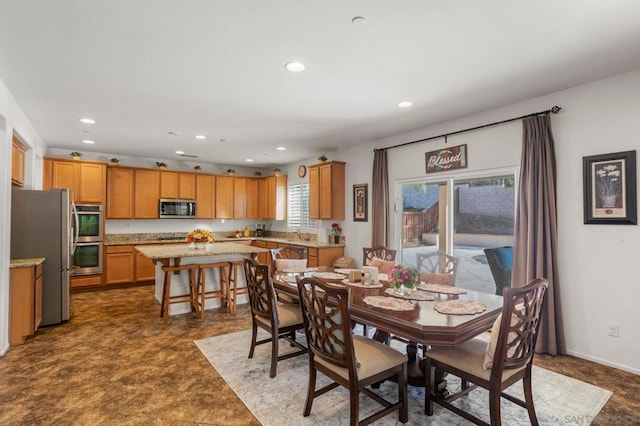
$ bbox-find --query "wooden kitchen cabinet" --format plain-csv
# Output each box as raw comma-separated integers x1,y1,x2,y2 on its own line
135,252,156,282
43,158,107,204
105,245,135,284
9,262,43,346
11,135,27,186
160,171,196,200
309,161,345,220
259,175,287,220
215,175,234,219
306,246,345,267
233,177,259,219
107,167,134,218
252,240,269,265
196,174,216,219
134,169,160,218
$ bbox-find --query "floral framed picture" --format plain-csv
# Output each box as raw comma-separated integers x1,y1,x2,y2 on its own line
583,150,637,225
353,183,368,222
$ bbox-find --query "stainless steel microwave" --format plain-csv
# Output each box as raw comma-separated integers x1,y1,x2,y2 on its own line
159,199,196,218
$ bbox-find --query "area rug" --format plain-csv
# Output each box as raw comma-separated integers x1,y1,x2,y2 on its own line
195,330,611,425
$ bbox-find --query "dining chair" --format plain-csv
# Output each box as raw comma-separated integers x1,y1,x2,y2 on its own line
362,246,397,267
296,276,408,425
415,251,458,286
243,258,306,378
425,277,549,425
270,246,308,276
484,246,513,295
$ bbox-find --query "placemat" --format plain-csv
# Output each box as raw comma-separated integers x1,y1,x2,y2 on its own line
282,267,317,273
362,296,415,311
341,279,383,288
280,275,298,283
418,283,468,294
334,268,360,275
384,288,435,301
433,299,486,315
313,272,345,280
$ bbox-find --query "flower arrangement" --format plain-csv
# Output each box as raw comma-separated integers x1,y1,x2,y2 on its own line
156,162,167,169
318,154,328,162
330,223,342,236
186,229,215,243
70,151,82,159
388,264,420,294
595,164,620,197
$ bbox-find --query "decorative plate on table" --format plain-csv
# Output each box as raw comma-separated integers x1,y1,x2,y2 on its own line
384,288,435,301
313,272,346,280
418,283,468,294
433,299,486,315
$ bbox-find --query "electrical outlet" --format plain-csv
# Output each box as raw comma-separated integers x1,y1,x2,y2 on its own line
607,322,619,337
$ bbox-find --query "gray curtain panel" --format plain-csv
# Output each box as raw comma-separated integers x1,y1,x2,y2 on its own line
512,114,566,355
371,149,390,247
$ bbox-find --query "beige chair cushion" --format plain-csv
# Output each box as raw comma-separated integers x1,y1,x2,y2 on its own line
427,338,525,382
315,335,406,381
369,257,395,274
419,272,453,286
255,302,302,329
275,258,308,271
483,305,525,369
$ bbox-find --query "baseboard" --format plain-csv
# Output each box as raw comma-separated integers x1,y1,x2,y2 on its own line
566,349,640,375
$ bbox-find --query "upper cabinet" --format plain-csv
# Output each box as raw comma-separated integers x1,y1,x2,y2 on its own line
309,161,345,220
133,169,160,218
160,171,195,200
260,175,287,220
11,136,27,186
107,167,134,218
195,174,215,219
215,176,234,219
43,158,106,204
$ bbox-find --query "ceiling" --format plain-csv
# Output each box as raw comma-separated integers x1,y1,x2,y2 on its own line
1,1,640,168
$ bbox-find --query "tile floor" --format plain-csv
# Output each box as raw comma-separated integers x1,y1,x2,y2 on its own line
0,285,638,425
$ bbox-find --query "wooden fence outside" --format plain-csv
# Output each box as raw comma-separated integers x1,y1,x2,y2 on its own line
402,202,439,241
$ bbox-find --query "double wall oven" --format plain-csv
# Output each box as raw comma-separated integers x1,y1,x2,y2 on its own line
72,204,103,276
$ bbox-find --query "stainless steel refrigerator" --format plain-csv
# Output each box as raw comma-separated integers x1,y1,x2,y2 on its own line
11,188,72,326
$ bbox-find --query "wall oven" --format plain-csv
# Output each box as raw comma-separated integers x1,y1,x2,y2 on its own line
73,204,103,242
71,204,104,275
72,242,103,276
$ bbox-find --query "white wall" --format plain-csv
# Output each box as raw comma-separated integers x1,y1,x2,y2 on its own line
0,77,46,355
336,69,640,374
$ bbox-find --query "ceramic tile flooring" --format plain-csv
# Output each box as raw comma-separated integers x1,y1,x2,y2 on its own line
1,285,638,425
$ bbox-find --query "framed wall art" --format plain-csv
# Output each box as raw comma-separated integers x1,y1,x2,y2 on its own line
583,150,637,225
353,183,368,222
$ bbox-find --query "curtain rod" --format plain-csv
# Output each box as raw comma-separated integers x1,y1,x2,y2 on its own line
375,105,562,152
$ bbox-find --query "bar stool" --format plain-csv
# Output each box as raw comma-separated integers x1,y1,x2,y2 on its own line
227,259,249,314
160,263,199,324
195,262,231,318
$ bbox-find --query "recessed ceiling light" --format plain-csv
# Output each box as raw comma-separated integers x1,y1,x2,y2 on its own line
195,135,206,140
398,101,413,108
285,62,305,72
168,131,181,136
276,146,286,151
245,159,254,162
82,139,95,144
176,150,185,155
79,118,95,124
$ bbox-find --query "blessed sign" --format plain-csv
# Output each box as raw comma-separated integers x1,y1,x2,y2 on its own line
425,144,467,174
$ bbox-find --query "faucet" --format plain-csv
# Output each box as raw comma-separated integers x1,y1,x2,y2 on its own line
295,229,302,240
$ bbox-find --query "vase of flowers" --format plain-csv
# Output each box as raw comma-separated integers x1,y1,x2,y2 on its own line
389,264,419,296
330,223,342,244
186,229,215,249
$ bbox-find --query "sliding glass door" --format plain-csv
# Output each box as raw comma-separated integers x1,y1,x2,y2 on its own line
399,170,516,293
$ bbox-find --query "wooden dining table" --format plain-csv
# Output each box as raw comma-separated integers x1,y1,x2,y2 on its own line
272,270,504,394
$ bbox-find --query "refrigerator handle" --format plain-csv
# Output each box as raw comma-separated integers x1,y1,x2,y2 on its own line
71,201,79,254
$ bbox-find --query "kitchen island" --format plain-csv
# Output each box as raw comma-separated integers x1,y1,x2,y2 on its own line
135,242,270,316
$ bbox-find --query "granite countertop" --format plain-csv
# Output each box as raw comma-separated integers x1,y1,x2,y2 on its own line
106,233,345,249
10,257,46,268
135,242,270,260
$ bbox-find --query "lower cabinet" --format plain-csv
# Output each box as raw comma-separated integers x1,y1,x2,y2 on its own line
135,252,156,282
307,246,345,268
9,263,43,346
105,245,162,285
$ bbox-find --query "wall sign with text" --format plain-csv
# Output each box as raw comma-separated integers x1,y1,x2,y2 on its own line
425,144,467,174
